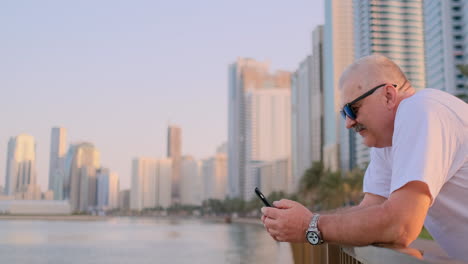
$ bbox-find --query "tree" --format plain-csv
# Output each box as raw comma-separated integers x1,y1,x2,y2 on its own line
298,162,366,210
456,64,468,103
343,168,365,206
317,170,347,210
299,161,325,206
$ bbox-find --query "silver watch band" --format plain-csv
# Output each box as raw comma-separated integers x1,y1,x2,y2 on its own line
309,213,320,229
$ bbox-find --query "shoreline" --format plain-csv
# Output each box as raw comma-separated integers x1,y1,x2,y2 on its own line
0,215,111,221
202,215,263,226
0,215,263,225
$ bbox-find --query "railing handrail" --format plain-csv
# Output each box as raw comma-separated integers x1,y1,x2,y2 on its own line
342,245,427,264
291,240,467,264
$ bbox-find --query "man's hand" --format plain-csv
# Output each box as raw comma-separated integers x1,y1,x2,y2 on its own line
260,199,313,243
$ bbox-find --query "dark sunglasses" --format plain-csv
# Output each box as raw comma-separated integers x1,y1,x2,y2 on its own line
340,83,397,120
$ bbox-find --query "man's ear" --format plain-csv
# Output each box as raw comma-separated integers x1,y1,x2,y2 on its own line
384,84,397,109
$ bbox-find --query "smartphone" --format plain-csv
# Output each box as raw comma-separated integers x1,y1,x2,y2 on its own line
255,187,273,207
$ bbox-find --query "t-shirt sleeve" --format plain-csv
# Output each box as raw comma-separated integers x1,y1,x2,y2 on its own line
363,148,392,198
390,99,458,203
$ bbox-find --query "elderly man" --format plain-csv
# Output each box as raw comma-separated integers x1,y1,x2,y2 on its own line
261,54,468,261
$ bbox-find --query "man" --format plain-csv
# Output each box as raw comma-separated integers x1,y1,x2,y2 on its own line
261,54,468,261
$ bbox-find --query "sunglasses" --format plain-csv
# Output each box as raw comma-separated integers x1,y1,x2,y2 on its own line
340,83,397,120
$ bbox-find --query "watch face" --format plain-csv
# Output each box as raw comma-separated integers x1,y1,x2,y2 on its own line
307,231,320,245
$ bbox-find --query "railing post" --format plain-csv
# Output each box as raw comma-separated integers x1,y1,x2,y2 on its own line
326,244,341,264
291,243,341,264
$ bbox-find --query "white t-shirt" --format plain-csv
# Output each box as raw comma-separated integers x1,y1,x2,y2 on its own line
363,88,468,261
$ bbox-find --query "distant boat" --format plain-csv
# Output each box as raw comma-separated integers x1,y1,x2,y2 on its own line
224,216,232,224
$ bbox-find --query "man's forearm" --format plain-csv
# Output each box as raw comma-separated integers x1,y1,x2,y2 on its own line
319,204,367,215
319,204,403,246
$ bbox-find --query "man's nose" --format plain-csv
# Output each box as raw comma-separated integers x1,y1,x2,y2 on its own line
345,116,357,129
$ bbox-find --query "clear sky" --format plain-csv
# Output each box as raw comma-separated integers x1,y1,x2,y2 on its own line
0,0,324,190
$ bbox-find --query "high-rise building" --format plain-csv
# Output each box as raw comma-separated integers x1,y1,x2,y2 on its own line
324,0,355,172
97,168,119,210
311,25,325,165
48,127,67,200
131,157,157,211
5,134,41,199
424,0,468,97
156,158,173,209
130,157,172,211
350,0,426,169
244,88,291,200
464,0,468,67
64,142,100,212
118,189,130,210
258,157,291,196
291,56,313,192
167,125,182,158
180,156,203,206
202,151,227,201
291,25,325,192
167,125,181,204
354,0,426,89
228,57,291,200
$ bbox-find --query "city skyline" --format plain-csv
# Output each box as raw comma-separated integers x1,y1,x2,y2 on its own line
0,0,323,191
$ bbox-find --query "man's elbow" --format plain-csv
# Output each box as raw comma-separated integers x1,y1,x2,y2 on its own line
392,223,420,247
381,203,421,247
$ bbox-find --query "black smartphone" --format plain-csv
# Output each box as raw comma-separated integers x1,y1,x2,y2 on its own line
255,187,273,207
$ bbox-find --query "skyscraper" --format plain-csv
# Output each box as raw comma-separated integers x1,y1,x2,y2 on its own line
131,157,157,211
201,150,228,201
167,125,181,204
258,158,291,196
291,25,325,192
157,158,173,208
291,56,313,193
354,0,426,88
244,88,291,200
180,156,203,206
97,168,119,210
167,125,182,158
324,0,355,172
311,25,325,165
48,127,67,200
130,157,172,211
64,142,100,212
5,134,41,199
228,57,291,200
424,0,468,97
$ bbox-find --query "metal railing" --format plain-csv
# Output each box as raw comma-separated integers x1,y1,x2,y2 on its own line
290,240,466,264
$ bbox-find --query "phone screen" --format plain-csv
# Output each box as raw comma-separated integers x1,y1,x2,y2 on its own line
255,187,273,207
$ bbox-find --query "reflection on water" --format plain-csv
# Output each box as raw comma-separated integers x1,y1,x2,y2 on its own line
0,217,289,264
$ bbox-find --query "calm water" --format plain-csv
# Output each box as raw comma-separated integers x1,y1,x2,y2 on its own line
0,217,291,264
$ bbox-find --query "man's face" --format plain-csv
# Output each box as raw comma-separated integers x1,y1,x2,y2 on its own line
341,80,394,148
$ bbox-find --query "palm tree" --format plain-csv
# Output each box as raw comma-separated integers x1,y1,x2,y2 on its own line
299,161,324,206
343,168,365,206
317,170,347,210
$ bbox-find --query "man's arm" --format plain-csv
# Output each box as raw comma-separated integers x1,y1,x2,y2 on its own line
325,193,387,214
260,193,386,242
262,181,430,247
319,181,431,247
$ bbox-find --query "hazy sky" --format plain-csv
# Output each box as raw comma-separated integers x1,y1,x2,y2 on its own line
0,0,324,190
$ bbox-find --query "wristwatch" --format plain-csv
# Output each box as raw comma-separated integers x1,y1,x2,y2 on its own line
306,214,323,245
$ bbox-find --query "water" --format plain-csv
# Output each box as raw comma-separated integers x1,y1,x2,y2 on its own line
0,217,292,264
